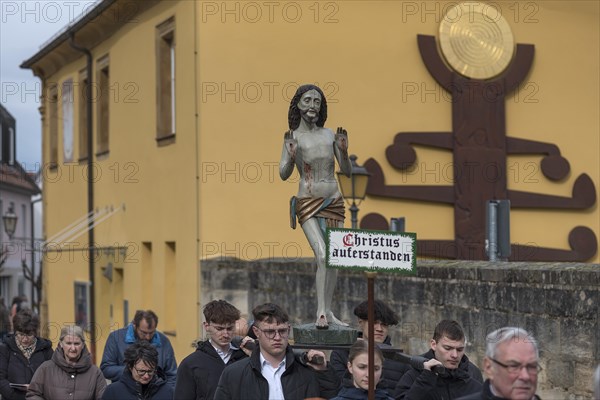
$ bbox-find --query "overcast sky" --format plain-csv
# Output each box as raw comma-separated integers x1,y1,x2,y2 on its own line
1,0,98,170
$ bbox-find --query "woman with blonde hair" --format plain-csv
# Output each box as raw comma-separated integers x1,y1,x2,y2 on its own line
27,325,106,399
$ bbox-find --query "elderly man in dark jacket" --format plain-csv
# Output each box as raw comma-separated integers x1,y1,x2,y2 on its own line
214,303,339,400
456,327,542,400
394,320,482,400
0,310,52,400
331,300,409,396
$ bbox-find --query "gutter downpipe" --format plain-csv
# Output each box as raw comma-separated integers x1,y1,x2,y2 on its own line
193,1,202,338
69,32,96,363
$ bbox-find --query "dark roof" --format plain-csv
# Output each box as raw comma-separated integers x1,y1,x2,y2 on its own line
0,162,41,195
0,104,15,124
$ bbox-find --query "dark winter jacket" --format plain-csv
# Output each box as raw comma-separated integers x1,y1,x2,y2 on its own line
0,335,53,400
394,349,483,400
455,380,542,400
213,345,339,400
100,324,177,388
331,337,410,394
0,302,10,338
26,346,106,400
174,340,247,400
102,367,173,400
332,386,394,400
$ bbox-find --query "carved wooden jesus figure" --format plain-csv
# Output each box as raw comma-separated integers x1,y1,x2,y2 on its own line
279,84,351,329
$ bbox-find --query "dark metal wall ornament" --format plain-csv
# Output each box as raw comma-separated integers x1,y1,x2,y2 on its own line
363,3,597,261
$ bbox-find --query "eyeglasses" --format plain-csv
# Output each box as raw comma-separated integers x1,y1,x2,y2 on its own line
490,358,542,375
133,366,156,377
15,331,35,338
255,326,290,339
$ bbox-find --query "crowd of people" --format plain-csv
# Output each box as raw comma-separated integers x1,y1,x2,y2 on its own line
0,298,598,400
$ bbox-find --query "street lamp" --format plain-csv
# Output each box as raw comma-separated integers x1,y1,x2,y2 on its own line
3,205,18,239
337,155,370,229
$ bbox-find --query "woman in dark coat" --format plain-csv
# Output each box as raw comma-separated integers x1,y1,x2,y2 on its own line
0,297,11,340
102,341,173,400
0,310,52,400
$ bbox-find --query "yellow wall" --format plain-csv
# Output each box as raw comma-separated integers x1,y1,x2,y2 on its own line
38,0,599,363
196,0,599,260
41,0,199,361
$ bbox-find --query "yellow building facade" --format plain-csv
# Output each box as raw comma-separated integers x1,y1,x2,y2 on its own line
23,0,599,362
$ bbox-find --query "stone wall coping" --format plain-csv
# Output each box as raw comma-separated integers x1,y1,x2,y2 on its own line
202,257,600,286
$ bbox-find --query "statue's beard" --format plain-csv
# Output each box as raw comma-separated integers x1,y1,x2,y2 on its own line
300,109,320,125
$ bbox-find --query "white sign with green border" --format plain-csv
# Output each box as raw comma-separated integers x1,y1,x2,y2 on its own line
326,228,416,274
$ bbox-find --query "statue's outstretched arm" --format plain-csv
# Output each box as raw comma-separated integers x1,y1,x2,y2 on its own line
334,127,351,177
280,130,297,180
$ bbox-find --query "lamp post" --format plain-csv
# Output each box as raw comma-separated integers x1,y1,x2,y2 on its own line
3,202,41,314
337,155,370,229
2,205,18,239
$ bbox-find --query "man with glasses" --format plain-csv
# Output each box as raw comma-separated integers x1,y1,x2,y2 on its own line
175,300,252,400
101,310,177,389
457,327,542,400
214,302,339,400
394,320,483,399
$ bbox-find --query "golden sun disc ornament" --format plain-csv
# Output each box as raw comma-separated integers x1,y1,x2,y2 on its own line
439,2,515,80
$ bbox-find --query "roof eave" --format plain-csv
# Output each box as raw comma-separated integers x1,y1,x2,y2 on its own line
20,0,160,79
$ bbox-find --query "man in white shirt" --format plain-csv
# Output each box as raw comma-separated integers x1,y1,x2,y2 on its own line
214,302,339,400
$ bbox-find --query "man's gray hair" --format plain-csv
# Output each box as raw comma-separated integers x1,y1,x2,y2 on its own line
485,327,539,359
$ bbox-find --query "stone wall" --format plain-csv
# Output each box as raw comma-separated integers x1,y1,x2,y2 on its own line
201,258,599,399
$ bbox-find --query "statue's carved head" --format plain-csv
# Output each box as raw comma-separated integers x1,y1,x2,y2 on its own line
288,84,328,130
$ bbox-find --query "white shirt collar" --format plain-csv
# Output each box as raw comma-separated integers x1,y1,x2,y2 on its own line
210,341,233,363
259,351,286,370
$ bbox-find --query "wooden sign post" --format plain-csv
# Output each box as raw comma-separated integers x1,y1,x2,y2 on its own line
327,228,416,399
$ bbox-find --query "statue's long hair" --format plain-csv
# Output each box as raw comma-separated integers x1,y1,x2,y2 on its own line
288,84,328,130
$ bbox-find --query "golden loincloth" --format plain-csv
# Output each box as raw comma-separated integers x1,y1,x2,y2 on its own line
290,196,345,231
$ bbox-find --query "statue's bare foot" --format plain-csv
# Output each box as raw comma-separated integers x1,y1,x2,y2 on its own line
316,314,329,330
326,311,349,327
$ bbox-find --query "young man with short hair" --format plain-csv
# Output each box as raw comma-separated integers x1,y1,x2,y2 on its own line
175,300,250,400
214,302,339,400
394,320,483,399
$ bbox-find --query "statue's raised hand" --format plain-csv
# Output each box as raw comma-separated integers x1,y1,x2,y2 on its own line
284,129,297,158
335,127,348,153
